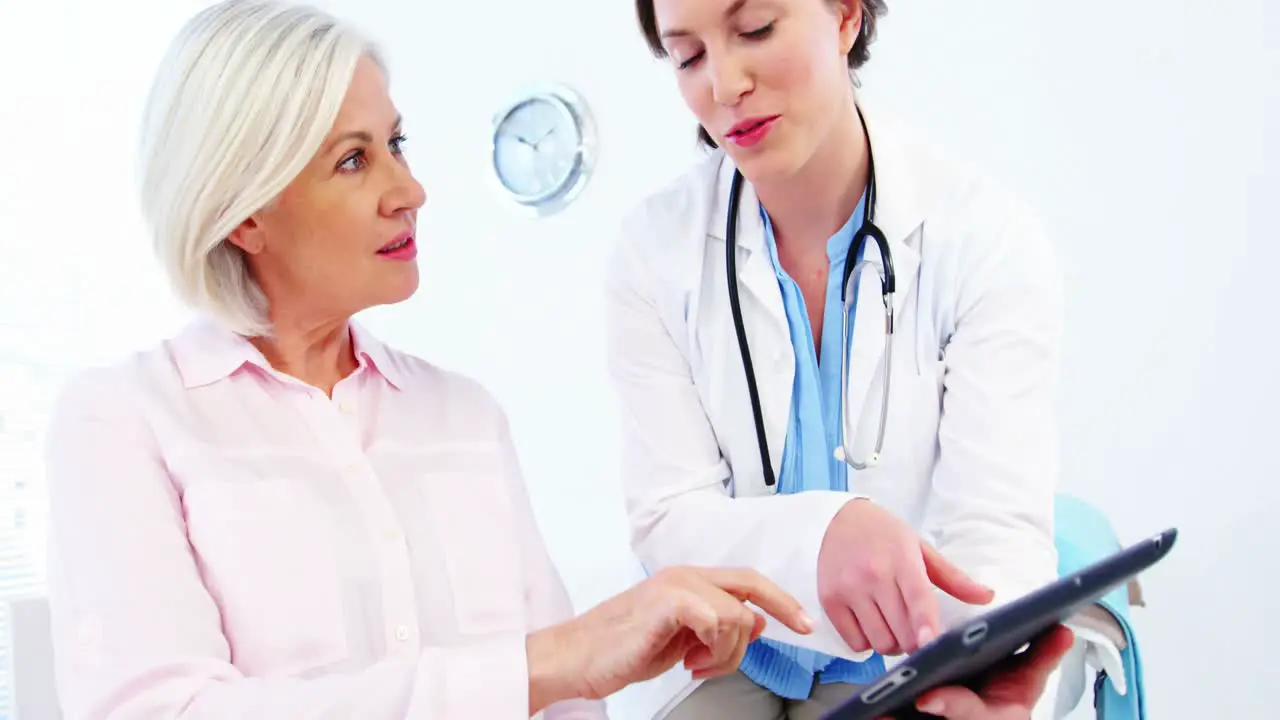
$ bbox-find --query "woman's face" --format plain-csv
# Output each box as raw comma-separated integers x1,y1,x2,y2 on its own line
229,55,426,327
652,0,861,182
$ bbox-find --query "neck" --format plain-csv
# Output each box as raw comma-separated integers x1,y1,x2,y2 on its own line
250,312,357,396
754,99,870,251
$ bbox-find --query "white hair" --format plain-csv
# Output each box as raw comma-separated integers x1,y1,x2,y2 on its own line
138,0,385,336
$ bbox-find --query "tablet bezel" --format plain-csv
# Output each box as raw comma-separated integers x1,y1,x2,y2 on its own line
820,527,1177,720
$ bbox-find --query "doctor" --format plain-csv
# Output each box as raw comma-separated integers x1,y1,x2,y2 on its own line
605,0,1066,718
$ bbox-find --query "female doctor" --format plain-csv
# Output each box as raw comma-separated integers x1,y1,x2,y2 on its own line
605,0,1069,718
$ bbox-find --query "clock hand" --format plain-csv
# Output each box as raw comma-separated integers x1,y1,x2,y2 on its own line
530,127,555,149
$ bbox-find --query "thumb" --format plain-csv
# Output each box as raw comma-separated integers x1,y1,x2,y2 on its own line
921,543,994,605
1005,624,1076,688
914,686,985,718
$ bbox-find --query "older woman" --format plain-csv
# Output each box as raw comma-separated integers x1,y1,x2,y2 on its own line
41,2,815,718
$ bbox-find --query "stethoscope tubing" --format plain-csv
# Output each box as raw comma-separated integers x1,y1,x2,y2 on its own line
724,110,896,487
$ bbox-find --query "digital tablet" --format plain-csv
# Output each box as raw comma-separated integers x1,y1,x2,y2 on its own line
820,527,1178,720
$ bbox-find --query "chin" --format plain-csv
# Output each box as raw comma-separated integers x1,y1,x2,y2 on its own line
726,143,804,185
378,266,420,305
725,128,809,183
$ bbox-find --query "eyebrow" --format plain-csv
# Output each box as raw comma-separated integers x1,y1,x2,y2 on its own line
326,114,403,155
660,0,749,39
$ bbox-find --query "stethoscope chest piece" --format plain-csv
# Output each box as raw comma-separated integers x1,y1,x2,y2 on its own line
833,445,882,469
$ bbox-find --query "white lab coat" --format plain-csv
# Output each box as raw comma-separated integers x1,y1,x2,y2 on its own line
604,101,1063,718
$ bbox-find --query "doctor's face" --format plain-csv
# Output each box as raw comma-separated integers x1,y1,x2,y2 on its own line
650,0,861,182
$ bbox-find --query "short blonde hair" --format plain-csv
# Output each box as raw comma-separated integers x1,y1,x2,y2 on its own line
138,0,385,336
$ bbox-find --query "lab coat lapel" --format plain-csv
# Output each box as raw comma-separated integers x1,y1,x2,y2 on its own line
708,156,788,328
842,103,925,435
707,154,792,484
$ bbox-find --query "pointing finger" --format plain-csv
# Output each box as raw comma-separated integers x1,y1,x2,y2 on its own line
696,568,815,635
921,543,994,605
897,545,943,647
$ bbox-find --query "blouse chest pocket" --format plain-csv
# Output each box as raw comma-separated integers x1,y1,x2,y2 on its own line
406,448,526,638
175,454,349,677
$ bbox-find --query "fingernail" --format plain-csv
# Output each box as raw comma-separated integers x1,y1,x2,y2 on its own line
799,612,815,632
919,698,944,714
917,626,935,647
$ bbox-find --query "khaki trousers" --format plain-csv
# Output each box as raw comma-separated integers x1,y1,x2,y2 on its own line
662,671,864,720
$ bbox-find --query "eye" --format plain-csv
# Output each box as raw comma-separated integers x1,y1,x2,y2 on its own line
337,150,365,173
677,51,704,71
337,134,408,173
742,22,774,39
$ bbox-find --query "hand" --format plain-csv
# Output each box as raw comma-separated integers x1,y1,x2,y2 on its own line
896,625,1075,719
818,499,995,656
527,566,814,712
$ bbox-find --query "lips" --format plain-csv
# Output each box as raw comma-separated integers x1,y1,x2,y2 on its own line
373,235,409,252
727,115,779,138
724,115,780,148
378,232,413,254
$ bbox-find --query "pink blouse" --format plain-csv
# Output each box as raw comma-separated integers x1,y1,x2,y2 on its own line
44,317,608,719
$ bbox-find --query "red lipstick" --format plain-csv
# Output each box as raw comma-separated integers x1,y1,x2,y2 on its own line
726,115,780,148
377,231,416,261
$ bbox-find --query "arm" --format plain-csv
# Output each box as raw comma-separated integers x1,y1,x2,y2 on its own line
495,409,609,719
603,223,868,662
44,371,548,720
924,199,1063,632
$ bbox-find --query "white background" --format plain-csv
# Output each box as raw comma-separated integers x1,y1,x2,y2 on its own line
1,0,1277,718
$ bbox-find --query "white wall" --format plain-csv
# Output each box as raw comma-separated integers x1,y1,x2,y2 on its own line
1,0,1276,718
857,4,1280,719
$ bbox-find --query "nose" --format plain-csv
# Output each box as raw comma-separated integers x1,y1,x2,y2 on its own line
708,51,752,107
381,159,426,218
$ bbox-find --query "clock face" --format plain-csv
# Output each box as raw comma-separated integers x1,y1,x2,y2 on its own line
491,87,594,214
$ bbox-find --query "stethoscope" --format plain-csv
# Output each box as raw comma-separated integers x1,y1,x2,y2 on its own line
724,112,896,487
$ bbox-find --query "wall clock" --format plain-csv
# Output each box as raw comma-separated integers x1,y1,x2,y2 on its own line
490,83,597,216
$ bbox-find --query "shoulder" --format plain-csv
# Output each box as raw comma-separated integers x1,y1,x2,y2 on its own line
51,364,134,421
384,348,503,408
944,165,1051,256
610,150,722,267
892,126,1059,285
372,341,511,432
47,338,184,440
623,151,720,224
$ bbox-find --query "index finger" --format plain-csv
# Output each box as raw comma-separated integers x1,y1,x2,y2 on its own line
897,545,943,647
922,542,994,605
693,568,814,635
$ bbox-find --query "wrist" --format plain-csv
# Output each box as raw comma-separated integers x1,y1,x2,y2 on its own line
526,623,580,715
821,496,870,547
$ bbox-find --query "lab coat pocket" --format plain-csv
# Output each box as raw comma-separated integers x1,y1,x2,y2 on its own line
182,471,349,677
900,358,947,468
849,357,947,519
415,450,524,637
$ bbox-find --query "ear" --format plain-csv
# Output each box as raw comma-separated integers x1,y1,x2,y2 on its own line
835,0,863,56
226,215,266,255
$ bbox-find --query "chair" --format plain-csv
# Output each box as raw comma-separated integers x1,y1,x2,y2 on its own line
1053,494,1150,720
2,594,62,720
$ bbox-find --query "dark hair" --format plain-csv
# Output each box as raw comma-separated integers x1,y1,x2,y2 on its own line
634,0,888,148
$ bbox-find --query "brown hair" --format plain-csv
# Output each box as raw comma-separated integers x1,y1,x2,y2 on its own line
634,0,888,148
